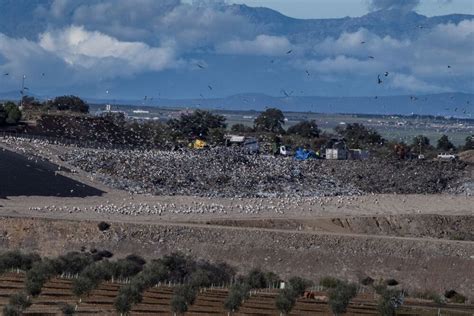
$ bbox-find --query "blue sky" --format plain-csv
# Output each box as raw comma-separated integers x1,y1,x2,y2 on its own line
226,0,474,19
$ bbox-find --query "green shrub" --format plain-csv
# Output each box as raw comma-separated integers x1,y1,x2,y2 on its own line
385,279,399,286
275,288,296,315
245,268,268,289
2,305,20,316
224,283,250,313
377,288,404,316
328,281,358,315
61,303,75,315
170,294,188,315
360,276,374,286
174,285,197,305
98,222,111,231
288,277,311,297
25,260,57,296
319,276,341,289
0,251,41,272
72,277,95,297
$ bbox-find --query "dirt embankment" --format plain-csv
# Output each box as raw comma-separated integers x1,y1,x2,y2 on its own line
205,214,474,241
0,216,472,298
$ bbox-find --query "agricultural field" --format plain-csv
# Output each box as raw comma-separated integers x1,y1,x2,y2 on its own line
0,273,472,315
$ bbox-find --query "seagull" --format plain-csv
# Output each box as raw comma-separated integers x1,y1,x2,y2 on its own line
3,73,8,76
281,89,293,97
208,85,213,91
41,73,45,77
447,65,451,68
286,49,293,55
369,56,375,59
360,41,366,44
196,63,205,69
377,75,382,84
384,72,389,77
305,70,310,77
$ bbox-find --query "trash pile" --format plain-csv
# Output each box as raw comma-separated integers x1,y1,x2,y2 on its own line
60,147,466,197
61,147,361,197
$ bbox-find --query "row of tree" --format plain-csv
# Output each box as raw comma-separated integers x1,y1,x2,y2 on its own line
0,250,465,316
22,95,89,114
5,95,474,153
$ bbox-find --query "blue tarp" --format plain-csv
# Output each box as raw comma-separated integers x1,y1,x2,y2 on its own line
294,148,316,160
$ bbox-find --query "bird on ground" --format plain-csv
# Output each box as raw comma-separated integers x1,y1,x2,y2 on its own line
286,49,293,54
360,41,366,44
208,85,213,91
384,72,389,77
3,73,8,76
305,70,310,76
369,56,375,59
447,65,451,68
196,63,205,69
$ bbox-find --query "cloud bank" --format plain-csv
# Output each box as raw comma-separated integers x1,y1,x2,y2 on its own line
0,0,472,98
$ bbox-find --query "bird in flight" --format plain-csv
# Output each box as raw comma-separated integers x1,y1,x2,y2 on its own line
281,89,293,97
377,75,383,84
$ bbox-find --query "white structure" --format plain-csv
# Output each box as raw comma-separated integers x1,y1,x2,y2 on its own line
326,148,348,160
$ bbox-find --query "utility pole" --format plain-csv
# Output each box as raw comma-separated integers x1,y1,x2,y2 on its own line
19,75,26,110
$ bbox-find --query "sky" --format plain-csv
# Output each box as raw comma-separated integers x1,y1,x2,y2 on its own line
225,0,474,19
0,0,473,102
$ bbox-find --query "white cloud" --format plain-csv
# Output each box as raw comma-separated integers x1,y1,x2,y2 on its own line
389,73,453,93
38,26,178,73
301,55,383,74
216,35,292,56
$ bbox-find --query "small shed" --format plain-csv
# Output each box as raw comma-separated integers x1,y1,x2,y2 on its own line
326,148,348,160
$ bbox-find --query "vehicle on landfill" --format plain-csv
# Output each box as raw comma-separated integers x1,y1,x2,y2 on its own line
437,153,458,161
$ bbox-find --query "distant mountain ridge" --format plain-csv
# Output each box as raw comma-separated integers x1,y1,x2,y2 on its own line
1,90,472,117
89,92,473,117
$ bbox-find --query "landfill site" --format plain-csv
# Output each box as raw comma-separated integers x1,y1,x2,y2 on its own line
0,135,473,303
